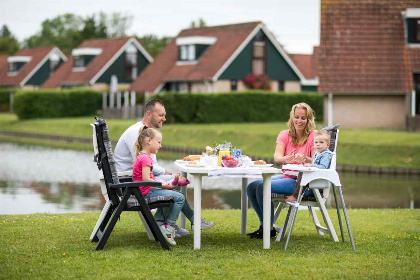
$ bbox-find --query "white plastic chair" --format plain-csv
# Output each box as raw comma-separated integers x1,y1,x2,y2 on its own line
272,125,356,251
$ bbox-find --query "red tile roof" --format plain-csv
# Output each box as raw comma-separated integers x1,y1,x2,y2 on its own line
42,37,134,88
0,46,56,87
288,53,316,80
131,22,261,93
319,0,418,94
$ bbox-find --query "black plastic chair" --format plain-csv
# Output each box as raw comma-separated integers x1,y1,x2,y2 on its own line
90,116,174,251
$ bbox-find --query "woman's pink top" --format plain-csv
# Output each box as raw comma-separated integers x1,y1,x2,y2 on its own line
276,129,316,178
132,152,155,196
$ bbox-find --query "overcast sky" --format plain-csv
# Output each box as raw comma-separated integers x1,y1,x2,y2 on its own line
0,0,320,54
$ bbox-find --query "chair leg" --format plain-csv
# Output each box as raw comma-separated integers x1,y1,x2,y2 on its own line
332,185,345,242
284,181,304,251
278,205,292,242
96,190,131,251
90,201,112,242
308,206,327,236
314,189,339,242
273,201,283,225
137,211,155,240
131,188,170,250
337,186,356,251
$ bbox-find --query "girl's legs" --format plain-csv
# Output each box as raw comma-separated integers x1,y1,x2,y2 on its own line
145,188,185,225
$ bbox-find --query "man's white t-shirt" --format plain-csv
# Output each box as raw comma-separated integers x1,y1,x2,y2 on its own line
113,121,165,176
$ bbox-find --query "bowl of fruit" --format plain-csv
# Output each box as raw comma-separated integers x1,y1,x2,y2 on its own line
222,156,242,168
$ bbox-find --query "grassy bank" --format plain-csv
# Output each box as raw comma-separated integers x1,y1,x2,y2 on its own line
0,209,419,279
1,113,420,168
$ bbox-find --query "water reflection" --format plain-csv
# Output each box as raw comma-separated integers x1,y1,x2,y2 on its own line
0,143,418,215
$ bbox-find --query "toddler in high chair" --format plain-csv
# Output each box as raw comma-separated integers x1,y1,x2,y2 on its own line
285,130,333,205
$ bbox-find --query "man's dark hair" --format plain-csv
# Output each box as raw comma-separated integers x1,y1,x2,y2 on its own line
144,99,164,113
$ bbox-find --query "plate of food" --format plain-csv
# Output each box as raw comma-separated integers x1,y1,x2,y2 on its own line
250,160,273,167
176,159,190,164
187,161,205,167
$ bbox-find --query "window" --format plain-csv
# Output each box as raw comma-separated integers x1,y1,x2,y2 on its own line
74,56,84,68
415,19,420,43
278,81,285,91
231,80,238,91
178,45,196,61
252,41,266,75
8,62,17,73
125,44,138,80
50,60,60,75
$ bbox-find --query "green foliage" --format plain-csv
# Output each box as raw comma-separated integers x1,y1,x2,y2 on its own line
23,12,132,55
154,91,323,123
0,88,15,112
136,34,172,58
13,90,102,120
0,25,20,55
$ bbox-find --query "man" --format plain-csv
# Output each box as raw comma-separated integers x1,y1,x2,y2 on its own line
113,99,215,237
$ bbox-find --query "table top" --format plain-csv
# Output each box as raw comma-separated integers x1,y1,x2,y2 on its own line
174,161,281,175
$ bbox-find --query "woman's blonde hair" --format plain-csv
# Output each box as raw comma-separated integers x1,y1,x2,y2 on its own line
134,126,161,155
287,102,316,146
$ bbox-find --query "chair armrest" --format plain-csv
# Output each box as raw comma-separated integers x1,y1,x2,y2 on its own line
284,171,299,177
109,181,162,189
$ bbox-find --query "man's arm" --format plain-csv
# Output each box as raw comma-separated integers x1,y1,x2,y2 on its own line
150,154,172,176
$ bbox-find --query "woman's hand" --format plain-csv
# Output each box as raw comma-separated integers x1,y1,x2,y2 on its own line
294,153,305,163
283,154,295,163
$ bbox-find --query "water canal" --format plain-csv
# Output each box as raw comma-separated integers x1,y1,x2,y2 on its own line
0,143,418,215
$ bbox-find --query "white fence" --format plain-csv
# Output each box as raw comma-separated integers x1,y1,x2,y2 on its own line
102,90,143,119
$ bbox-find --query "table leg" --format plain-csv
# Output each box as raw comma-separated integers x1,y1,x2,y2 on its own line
180,171,187,230
262,174,272,249
193,174,203,250
241,178,248,234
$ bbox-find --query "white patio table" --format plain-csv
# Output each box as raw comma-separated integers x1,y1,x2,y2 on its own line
174,161,281,250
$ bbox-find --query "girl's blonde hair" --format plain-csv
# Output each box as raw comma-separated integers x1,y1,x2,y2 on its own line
134,126,161,155
287,102,316,146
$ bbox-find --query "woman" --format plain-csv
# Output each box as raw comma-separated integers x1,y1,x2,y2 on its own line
246,102,316,239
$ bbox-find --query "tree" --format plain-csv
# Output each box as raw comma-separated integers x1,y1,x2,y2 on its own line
22,12,133,55
190,18,207,28
136,34,172,58
0,25,20,55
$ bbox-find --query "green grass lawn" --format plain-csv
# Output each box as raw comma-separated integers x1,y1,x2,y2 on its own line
1,113,420,168
0,209,419,279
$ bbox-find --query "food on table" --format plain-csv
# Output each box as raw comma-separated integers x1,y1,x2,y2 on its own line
254,160,267,165
188,161,200,166
205,146,213,155
222,156,240,168
183,155,201,161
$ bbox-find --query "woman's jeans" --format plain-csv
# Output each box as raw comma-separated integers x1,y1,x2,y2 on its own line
144,187,185,225
246,175,314,225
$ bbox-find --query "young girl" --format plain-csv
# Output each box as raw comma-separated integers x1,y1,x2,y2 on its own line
132,126,186,246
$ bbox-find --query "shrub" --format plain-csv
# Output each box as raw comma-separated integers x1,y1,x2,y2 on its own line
0,88,15,112
153,91,323,123
13,89,102,120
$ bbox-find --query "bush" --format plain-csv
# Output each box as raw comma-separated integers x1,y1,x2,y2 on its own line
153,91,323,123
13,89,102,120
0,88,15,112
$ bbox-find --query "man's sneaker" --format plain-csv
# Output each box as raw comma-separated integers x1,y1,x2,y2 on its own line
159,224,176,245
191,218,216,232
173,224,190,237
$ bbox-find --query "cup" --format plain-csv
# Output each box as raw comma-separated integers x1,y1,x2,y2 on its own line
231,149,242,159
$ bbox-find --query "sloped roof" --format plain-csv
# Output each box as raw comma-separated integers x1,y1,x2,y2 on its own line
42,37,148,88
0,46,57,87
319,0,418,94
288,53,316,80
131,22,262,93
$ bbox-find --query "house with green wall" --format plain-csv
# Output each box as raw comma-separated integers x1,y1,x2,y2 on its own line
0,46,66,88
42,37,152,90
131,21,318,94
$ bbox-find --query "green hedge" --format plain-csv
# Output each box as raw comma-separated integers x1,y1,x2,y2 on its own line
154,91,323,123
13,89,102,120
0,88,15,112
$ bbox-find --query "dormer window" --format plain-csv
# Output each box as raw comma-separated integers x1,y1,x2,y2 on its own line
176,36,216,64
7,56,31,74
125,44,138,80
71,47,102,71
403,8,420,45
